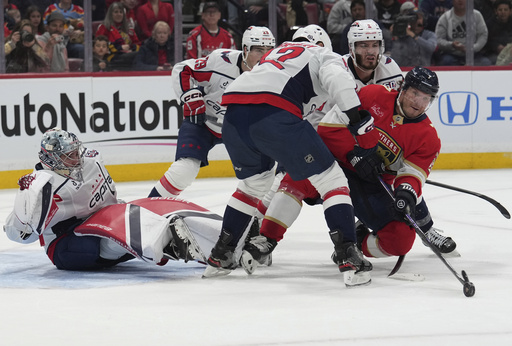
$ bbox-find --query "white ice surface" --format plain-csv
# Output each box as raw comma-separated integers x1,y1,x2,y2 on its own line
1,169,512,345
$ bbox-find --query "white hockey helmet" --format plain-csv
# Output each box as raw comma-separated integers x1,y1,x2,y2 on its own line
347,19,384,61
242,26,275,63
39,128,85,181
292,24,332,51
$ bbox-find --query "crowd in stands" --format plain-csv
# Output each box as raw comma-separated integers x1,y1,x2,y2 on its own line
3,0,512,74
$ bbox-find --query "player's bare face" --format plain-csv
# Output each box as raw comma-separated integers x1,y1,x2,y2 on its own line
354,40,380,70
400,87,432,118
246,46,273,69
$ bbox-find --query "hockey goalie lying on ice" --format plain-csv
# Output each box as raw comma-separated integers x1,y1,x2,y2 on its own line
3,128,242,271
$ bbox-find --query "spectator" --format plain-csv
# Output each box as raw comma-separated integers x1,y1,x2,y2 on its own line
96,2,141,71
10,1,54,14
476,0,498,25
134,21,174,71
37,10,69,72
391,9,437,66
376,0,402,30
327,0,377,35
24,5,46,35
435,0,491,65
338,0,383,55
136,0,174,41
4,0,17,31
106,0,142,9
85,34,111,71
484,0,512,64
91,0,107,21
186,1,236,59
244,0,270,27
43,0,85,59
420,0,452,32
7,7,20,24
120,0,139,33
285,0,308,28
5,19,49,73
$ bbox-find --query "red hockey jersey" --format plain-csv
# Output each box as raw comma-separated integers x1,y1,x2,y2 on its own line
319,84,441,197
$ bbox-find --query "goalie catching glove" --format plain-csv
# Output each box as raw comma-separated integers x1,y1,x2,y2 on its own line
394,183,417,220
347,110,384,181
180,88,206,125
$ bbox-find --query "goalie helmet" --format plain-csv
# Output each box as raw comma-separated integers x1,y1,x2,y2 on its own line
242,26,275,65
292,24,332,51
347,19,384,64
39,128,85,181
403,66,439,97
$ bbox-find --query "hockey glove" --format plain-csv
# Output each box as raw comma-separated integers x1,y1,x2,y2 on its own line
347,146,384,182
393,184,417,220
347,110,378,150
180,88,206,125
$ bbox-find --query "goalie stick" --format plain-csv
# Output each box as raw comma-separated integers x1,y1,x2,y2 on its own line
378,176,476,297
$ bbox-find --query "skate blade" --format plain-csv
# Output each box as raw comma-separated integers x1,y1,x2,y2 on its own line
240,251,258,275
202,265,233,278
344,271,371,287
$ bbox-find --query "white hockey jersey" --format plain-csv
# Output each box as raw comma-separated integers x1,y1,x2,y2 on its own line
172,49,244,135
222,41,360,119
306,54,404,128
341,54,403,91
4,149,118,252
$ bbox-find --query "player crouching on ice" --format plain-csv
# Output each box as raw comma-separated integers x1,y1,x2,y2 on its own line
3,128,222,270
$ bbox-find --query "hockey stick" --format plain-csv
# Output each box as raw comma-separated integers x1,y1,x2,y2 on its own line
388,255,405,276
378,176,476,297
425,179,510,219
384,170,510,219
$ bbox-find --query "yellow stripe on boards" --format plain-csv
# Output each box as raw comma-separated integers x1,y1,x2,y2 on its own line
1,154,511,189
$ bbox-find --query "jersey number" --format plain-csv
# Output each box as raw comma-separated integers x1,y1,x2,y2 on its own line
260,46,305,70
194,57,209,69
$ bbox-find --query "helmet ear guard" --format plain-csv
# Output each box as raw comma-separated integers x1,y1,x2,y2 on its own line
39,127,85,181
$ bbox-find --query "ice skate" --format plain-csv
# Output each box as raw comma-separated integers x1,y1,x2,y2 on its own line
422,227,459,256
332,221,370,264
330,229,372,287
240,235,276,274
244,217,261,244
202,229,237,278
163,215,206,262
336,243,373,287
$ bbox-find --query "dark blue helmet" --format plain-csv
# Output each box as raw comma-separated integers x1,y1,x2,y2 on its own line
403,66,439,97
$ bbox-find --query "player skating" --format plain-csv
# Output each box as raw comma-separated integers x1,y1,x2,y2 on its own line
149,26,275,198
203,25,374,286
3,128,226,271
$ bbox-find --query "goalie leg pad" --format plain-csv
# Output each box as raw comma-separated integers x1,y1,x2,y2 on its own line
75,204,171,264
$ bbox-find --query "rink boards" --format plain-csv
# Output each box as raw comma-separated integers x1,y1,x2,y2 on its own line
1,68,511,188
